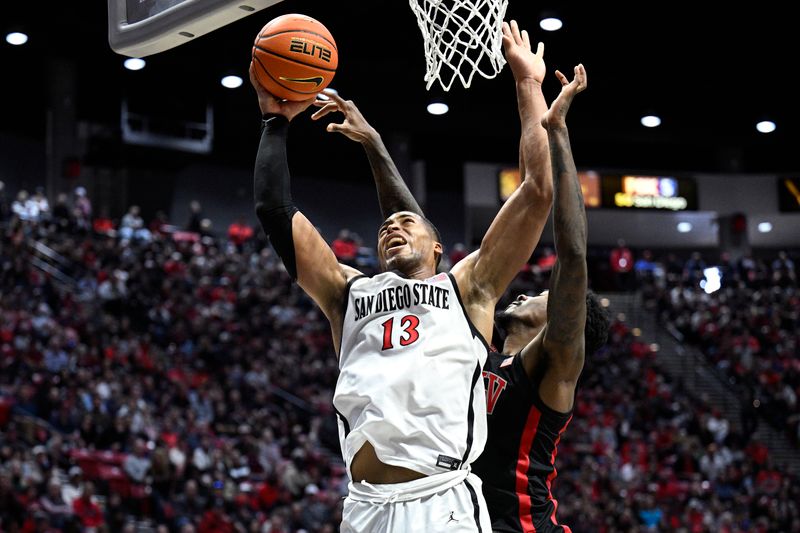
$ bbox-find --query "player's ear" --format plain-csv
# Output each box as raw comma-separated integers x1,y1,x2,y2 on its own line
433,241,443,255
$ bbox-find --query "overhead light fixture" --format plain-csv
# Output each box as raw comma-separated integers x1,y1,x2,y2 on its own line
757,222,772,233
641,115,661,128
124,58,146,71
5,32,28,46
221,75,243,89
539,17,563,31
427,102,449,115
676,222,692,233
756,120,776,133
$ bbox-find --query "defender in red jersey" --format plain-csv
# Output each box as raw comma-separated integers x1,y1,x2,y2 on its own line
471,64,610,532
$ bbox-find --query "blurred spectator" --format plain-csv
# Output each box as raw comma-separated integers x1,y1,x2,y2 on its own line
73,186,92,226
0,471,26,530
32,186,50,216
62,466,84,507
331,229,358,264
123,438,152,484
187,200,203,233
228,217,254,249
536,246,557,273
51,192,73,229
39,479,74,529
119,205,151,241
149,210,172,237
610,238,634,291
12,189,39,221
684,251,707,284
634,249,659,281
72,481,104,531
772,250,796,286
449,242,468,266
92,206,116,236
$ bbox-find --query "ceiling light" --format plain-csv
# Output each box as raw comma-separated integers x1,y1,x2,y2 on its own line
757,222,772,233
756,120,776,133
539,17,563,31
221,75,243,89
427,102,449,115
124,58,146,71
641,115,661,128
5,32,28,46
676,222,692,233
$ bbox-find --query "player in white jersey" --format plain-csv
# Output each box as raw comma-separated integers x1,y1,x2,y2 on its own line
250,20,552,532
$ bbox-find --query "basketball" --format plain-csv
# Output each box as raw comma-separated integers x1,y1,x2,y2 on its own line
251,14,338,101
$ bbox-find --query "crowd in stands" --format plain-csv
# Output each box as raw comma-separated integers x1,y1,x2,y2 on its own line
554,317,800,532
0,186,798,531
634,248,800,446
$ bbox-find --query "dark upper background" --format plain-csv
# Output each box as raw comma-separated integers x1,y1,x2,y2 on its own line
1,2,796,192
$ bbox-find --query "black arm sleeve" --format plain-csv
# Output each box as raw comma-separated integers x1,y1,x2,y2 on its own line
254,114,299,280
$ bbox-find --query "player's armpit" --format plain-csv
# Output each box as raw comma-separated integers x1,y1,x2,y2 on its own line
460,180,552,306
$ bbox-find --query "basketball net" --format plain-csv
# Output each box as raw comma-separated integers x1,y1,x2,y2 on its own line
409,0,508,91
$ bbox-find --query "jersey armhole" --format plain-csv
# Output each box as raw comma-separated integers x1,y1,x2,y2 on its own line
446,272,491,351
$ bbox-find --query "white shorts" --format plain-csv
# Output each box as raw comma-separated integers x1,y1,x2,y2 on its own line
341,470,491,533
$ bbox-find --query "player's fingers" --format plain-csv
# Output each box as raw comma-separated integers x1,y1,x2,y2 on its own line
577,63,588,89
535,42,544,59
510,20,523,45
521,30,531,50
322,89,347,107
554,70,568,87
326,123,345,133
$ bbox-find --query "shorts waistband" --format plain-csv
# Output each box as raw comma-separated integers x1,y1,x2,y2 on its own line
347,470,471,504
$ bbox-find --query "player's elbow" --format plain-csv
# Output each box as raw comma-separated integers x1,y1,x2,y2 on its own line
519,177,553,205
556,244,587,264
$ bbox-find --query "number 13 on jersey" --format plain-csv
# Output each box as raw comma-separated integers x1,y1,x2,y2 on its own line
381,315,421,350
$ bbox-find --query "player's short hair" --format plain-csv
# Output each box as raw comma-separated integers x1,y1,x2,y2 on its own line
585,290,610,355
420,215,443,269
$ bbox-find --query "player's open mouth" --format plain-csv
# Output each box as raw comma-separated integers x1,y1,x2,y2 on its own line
385,236,407,253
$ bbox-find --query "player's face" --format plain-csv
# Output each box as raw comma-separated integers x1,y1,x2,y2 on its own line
501,290,549,329
376,211,441,272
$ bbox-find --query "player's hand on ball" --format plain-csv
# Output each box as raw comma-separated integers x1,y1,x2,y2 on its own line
249,62,315,121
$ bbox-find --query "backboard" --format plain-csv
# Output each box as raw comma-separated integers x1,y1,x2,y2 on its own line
108,0,283,57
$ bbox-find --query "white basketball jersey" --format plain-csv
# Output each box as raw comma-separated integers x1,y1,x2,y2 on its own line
333,270,488,478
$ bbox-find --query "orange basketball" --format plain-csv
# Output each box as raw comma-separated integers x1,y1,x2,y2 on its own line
251,13,338,101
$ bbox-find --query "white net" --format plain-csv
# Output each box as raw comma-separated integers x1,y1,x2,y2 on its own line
409,0,509,91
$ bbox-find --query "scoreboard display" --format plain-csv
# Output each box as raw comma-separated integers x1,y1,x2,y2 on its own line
498,168,697,211
601,175,697,211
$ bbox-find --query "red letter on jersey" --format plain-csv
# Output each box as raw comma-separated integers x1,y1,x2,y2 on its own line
483,371,508,414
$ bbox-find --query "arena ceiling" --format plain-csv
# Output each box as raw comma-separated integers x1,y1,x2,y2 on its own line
2,2,796,190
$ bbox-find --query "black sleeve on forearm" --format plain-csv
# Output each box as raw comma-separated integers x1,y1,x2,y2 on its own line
254,113,299,280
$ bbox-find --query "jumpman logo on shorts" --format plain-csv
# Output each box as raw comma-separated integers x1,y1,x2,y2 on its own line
447,511,459,524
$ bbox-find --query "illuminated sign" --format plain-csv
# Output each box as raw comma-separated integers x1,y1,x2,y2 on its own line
498,168,601,207
498,168,521,202
778,178,800,212
602,175,697,211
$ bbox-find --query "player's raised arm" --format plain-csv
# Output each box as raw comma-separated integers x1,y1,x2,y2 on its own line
529,64,589,411
250,63,354,334
311,90,424,219
451,20,553,338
